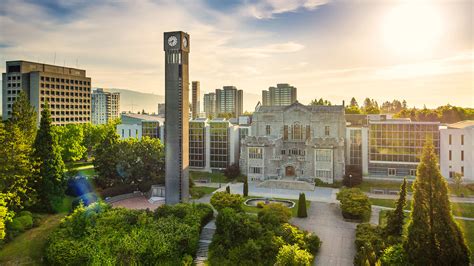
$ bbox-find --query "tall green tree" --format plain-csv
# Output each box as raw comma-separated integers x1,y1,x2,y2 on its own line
93,126,120,187
33,103,66,213
405,140,470,265
297,193,307,218
7,91,37,143
243,179,249,197
53,124,87,163
385,178,407,239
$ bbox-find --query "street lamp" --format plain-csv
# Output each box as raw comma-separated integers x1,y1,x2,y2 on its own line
349,174,353,187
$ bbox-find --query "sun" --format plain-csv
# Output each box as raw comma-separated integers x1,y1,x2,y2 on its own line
381,2,444,57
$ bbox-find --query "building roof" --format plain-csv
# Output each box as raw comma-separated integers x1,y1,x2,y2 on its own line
447,120,474,129
121,113,164,123
255,101,344,113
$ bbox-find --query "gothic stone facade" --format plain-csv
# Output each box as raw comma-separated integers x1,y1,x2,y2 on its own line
240,102,346,184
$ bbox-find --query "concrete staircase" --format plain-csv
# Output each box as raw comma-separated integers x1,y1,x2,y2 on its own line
257,179,315,191
194,220,216,265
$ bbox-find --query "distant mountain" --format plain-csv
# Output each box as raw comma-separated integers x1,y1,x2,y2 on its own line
106,88,164,114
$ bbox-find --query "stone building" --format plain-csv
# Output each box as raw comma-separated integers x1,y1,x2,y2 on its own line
240,101,346,184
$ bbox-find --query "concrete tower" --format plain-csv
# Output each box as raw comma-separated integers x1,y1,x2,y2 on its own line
164,31,190,204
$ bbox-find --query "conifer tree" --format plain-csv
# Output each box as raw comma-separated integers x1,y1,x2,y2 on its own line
385,178,407,239
226,186,230,194
405,140,470,265
243,180,248,197
8,91,37,143
33,103,66,213
297,193,307,218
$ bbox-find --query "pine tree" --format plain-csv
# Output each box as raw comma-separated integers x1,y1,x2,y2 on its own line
385,178,407,239
226,186,230,194
405,140,470,265
8,91,37,143
243,180,248,197
297,193,307,218
33,103,66,213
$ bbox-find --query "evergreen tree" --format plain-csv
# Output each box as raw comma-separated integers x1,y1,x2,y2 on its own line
93,127,120,187
385,178,407,239
226,186,230,194
297,193,307,218
8,91,37,143
405,140,470,265
33,103,66,213
243,180,248,197
350,97,359,107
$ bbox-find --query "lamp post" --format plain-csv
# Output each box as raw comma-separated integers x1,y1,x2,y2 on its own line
349,174,353,187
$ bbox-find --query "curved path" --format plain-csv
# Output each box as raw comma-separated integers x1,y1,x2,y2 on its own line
291,202,356,266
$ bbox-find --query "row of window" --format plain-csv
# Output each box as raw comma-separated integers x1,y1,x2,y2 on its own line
7,76,20,81
370,124,438,131
249,167,262,174
40,76,90,85
41,83,90,91
51,117,90,122
249,147,263,159
448,134,465,145
41,97,90,104
388,168,417,176
448,150,465,161
6,83,21,88
449,167,465,177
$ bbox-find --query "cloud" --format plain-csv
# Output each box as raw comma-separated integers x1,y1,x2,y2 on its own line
238,0,330,19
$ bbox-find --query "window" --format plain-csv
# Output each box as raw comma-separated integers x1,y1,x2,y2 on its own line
461,166,464,176
461,150,464,161
306,125,311,140
325,126,330,136
410,169,417,176
266,125,271,135
449,134,452,145
283,125,288,140
281,149,286,155
461,135,464,145
449,150,452,161
249,147,263,159
388,168,396,176
249,167,262,174
292,123,302,140
449,171,455,178
315,149,331,162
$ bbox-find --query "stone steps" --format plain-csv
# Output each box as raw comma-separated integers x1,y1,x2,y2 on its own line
194,220,216,265
257,179,315,191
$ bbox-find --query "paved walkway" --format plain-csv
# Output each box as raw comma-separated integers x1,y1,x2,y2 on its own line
291,202,356,266
194,220,216,265
110,195,163,210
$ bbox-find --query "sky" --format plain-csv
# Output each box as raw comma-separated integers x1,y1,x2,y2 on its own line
0,0,473,111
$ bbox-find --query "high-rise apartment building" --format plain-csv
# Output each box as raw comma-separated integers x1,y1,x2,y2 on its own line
261,83,297,106
191,81,200,119
203,92,216,117
91,88,120,125
216,86,243,117
164,31,190,204
2,60,91,125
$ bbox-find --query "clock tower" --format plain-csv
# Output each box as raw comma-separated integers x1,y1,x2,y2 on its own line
164,31,190,204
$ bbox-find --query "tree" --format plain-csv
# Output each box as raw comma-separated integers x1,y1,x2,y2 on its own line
384,178,407,239
225,186,231,194
405,140,470,265
350,97,359,107
275,244,313,266
297,193,307,218
243,179,249,197
343,165,363,187
32,103,66,213
53,124,87,163
7,91,37,144
345,105,362,114
310,98,331,106
93,127,120,187
224,163,240,180
210,191,243,212
452,172,463,194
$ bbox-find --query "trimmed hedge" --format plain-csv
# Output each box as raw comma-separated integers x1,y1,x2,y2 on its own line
337,188,371,221
99,183,138,198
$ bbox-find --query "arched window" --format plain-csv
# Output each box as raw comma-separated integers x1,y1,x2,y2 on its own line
292,122,302,140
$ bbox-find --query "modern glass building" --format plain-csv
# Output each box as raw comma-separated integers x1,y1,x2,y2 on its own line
368,120,440,177
189,119,206,168
210,120,230,169
348,128,363,167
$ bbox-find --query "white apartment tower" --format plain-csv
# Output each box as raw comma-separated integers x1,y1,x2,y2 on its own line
91,88,120,125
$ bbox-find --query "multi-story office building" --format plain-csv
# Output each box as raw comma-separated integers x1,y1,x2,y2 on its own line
440,121,473,181
240,101,346,183
157,103,165,117
91,88,120,125
189,118,240,172
2,60,91,125
261,83,297,106
116,113,164,140
216,86,243,117
192,81,200,119
203,92,216,117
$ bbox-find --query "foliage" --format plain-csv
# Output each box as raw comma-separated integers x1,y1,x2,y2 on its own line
336,188,371,221
310,98,332,106
0,196,10,240
225,185,230,193
5,211,33,240
384,178,407,240
99,183,137,198
53,124,87,163
45,202,212,265
297,193,307,218
275,244,313,266
354,223,386,265
71,193,99,209
210,191,243,212
343,165,363,187
66,176,93,197
216,112,234,119
363,98,380,114
405,140,470,265
7,91,37,144
223,163,240,180
32,104,67,213
258,203,292,228
394,104,473,123
380,244,409,266
243,180,249,197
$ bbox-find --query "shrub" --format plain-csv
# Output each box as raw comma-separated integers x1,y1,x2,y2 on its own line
380,244,409,266
210,191,243,212
72,192,99,209
257,202,265,208
99,183,137,198
224,163,240,179
297,193,307,218
304,233,321,254
354,223,386,265
66,176,93,197
336,188,371,221
138,179,161,193
225,185,230,193
343,165,363,187
6,212,33,239
275,244,313,266
258,203,292,228
243,180,249,197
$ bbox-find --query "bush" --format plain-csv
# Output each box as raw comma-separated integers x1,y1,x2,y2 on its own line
138,179,161,193
336,188,371,221
243,180,249,197
276,244,313,266
380,244,408,266
297,193,307,218
223,163,240,179
257,202,265,208
343,165,363,187
304,233,321,254
99,183,137,198
66,176,93,197
6,212,34,239
210,191,243,212
354,223,386,265
258,203,292,228
72,192,99,209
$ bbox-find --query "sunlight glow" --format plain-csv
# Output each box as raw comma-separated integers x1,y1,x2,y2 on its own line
381,2,444,57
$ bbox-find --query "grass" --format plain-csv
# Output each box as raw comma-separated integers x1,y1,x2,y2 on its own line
190,171,228,183
370,198,474,218
0,214,65,265
359,179,474,197
241,196,310,217
190,186,218,199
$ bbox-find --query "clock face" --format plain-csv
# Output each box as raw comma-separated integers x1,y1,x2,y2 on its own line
183,37,188,48
168,36,178,47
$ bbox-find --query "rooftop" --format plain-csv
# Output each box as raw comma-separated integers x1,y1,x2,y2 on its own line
447,120,474,129
121,113,164,122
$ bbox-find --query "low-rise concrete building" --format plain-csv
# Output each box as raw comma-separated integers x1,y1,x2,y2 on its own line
440,121,474,181
117,113,164,140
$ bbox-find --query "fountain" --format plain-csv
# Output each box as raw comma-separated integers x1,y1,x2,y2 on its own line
244,197,295,208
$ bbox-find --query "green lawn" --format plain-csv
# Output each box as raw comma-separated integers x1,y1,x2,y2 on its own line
359,179,474,197
190,171,228,183
241,196,310,217
0,214,65,265
191,186,218,199
370,198,474,218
